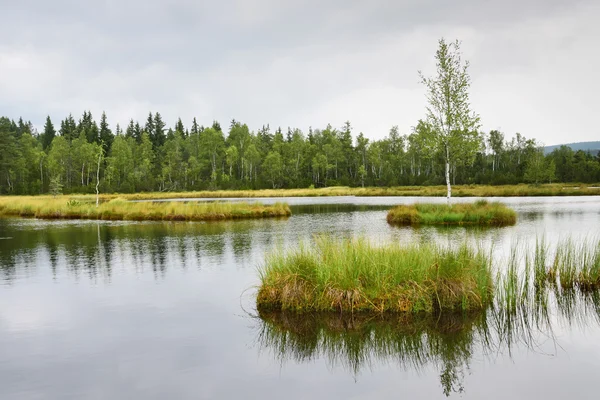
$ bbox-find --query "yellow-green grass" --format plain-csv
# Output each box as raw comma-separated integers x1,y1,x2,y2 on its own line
353,183,600,197
4,184,599,202
386,200,517,226
0,196,291,221
85,183,600,200
256,237,494,314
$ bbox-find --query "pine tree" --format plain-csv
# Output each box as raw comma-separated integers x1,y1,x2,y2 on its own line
99,111,113,155
125,119,136,139
134,122,142,143
152,112,166,149
175,118,185,136
60,114,78,142
145,112,155,138
41,116,56,150
191,118,199,135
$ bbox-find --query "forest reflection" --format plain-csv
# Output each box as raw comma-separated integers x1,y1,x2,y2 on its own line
0,219,277,283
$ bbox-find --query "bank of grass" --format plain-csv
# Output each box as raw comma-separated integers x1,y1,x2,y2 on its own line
257,237,494,313
0,196,291,221
386,200,517,226
82,183,600,201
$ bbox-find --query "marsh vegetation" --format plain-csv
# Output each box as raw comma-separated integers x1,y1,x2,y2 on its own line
0,196,291,221
256,238,600,396
257,237,494,313
386,200,517,226
257,237,600,315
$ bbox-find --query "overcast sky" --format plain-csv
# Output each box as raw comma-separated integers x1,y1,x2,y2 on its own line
1,0,598,145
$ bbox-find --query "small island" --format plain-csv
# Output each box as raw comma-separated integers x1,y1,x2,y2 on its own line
386,200,517,226
256,237,600,315
257,237,494,313
0,196,291,221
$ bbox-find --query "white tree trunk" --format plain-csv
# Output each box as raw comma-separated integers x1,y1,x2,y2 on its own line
96,150,102,207
445,146,452,206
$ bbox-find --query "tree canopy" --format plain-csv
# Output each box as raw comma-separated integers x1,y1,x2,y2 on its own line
0,112,597,196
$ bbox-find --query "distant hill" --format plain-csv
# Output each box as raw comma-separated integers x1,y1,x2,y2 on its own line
544,141,600,155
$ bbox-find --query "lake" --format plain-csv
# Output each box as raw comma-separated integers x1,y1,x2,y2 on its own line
1,196,600,399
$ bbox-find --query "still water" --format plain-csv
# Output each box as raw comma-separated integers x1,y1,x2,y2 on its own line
1,196,599,399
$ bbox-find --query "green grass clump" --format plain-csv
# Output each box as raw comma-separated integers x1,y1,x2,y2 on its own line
0,196,291,221
386,200,517,226
257,237,494,313
545,238,600,291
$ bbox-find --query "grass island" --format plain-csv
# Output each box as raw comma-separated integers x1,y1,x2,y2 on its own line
0,195,291,221
386,200,517,226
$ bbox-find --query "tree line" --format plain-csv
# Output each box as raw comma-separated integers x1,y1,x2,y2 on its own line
0,112,598,195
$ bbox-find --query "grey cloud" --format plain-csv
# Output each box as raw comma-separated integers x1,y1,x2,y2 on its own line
0,0,598,144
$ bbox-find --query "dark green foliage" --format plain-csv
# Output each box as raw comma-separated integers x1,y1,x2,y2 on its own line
0,110,599,195
40,116,56,150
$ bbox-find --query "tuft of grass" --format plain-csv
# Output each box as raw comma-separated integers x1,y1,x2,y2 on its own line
545,238,600,291
0,196,291,221
257,237,494,313
386,200,517,226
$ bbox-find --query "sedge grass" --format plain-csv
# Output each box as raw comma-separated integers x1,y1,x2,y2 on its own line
257,237,494,313
386,200,517,226
545,238,600,291
0,196,291,221
30,183,600,202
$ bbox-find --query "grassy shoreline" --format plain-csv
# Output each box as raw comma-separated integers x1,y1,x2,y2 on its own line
0,196,291,221
387,200,517,226
91,183,600,200
2,184,599,202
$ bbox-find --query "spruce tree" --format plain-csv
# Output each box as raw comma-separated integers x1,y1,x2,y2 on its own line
153,112,166,148
99,111,113,155
41,116,56,150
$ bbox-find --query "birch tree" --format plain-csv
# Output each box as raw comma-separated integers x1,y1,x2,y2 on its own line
419,39,480,204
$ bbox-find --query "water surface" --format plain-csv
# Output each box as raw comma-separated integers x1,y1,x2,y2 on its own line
1,196,600,399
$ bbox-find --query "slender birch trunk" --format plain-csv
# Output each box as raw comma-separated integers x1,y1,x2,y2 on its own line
445,144,451,205
96,147,102,207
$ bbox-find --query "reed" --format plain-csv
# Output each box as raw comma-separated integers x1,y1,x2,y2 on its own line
0,196,291,221
545,238,600,291
386,200,517,226
256,237,494,313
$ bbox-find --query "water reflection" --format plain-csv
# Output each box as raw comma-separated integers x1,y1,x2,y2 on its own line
0,219,277,283
255,284,600,397
256,310,486,396
0,197,599,399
